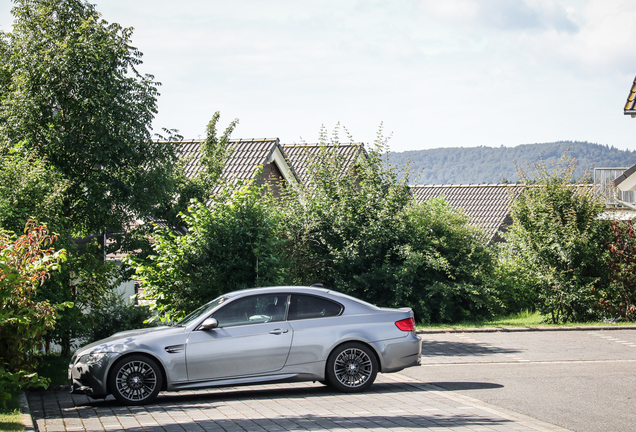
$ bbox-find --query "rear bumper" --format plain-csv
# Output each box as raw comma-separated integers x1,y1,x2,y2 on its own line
373,333,422,373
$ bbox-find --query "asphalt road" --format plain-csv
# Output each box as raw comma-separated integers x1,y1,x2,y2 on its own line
402,329,636,432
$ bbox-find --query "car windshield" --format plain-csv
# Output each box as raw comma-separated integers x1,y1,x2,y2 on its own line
176,296,228,326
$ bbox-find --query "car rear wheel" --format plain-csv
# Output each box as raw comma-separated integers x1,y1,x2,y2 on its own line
326,342,377,392
108,355,163,405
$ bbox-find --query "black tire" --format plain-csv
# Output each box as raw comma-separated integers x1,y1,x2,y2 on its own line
326,342,378,392
108,355,163,405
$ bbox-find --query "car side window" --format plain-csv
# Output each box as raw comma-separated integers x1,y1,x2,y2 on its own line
288,294,342,321
213,294,289,328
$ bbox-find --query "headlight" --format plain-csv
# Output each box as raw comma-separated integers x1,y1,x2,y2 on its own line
78,352,108,366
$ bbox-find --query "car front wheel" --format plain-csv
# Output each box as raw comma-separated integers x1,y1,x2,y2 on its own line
108,355,163,405
326,342,377,392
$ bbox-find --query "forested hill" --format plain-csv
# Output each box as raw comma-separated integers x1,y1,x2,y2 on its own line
387,141,636,184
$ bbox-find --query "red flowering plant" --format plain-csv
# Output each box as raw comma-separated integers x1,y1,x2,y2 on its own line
598,220,636,321
0,220,66,406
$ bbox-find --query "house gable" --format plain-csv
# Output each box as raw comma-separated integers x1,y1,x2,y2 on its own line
176,138,299,192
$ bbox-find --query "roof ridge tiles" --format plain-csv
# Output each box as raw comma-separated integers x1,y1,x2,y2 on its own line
282,142,364,147
410,183,524,188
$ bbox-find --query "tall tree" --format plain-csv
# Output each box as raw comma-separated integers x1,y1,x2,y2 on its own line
0,0,181,354
0,0,178,236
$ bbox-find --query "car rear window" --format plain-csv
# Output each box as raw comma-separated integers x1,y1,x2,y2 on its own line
287,294,342,320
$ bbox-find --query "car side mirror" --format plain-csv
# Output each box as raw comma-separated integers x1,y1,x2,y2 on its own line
199,317,218,331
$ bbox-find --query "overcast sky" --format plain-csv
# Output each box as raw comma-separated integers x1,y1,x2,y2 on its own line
2,0,636,152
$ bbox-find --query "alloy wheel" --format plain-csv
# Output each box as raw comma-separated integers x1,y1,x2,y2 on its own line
114,359,158,402
333,347,373,388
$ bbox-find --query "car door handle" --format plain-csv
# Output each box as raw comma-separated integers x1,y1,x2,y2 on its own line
269,328,289,334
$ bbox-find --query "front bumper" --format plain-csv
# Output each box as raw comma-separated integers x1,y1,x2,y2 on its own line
68,353,114,398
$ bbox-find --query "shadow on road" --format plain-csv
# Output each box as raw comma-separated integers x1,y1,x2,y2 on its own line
427,382,504,391
80,380,503,409
421,340,521,357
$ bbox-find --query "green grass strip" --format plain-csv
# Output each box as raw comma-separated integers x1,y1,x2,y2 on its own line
417,310,633,329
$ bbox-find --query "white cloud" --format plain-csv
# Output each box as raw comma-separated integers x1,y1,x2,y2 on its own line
418,0,578,33
1,0,635,152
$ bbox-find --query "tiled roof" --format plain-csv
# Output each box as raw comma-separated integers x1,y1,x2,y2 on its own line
625,75,636,116
178,138,282,183
409,184,525,242
282,143,366,186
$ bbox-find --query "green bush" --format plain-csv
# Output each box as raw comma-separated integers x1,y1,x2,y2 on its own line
40,241,122,355
127,181,286,322
488,246,540,315
505,153,610,323
0,221,66,407
280,127,498,324
395,199,499,323
89,295,155,342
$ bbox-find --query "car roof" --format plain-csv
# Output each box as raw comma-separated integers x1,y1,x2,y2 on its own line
222,286,380,313
225,286,331,298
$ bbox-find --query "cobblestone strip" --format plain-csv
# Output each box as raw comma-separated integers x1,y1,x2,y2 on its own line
27,377,572,432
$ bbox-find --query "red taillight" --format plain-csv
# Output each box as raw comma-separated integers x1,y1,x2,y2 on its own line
395,317,415,331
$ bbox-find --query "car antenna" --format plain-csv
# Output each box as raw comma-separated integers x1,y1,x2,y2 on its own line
310,283,324,288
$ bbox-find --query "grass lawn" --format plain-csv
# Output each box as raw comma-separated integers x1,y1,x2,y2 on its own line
417,310,635,329
0,394,24,432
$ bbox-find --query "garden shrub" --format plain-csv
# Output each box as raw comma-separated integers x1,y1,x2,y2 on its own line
280,127,498,323
0,220,66,407
506,153,610,323
127,181,286,322
596,220,636,321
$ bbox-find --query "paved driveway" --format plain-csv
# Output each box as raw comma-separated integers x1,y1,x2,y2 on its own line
27,374,567,432
403,329,636,432
29,329,636,432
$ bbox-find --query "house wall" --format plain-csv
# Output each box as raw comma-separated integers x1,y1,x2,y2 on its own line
258,161,286,198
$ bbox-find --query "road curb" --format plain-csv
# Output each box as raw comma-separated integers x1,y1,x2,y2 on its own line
19,391,35,432
416,325,636,334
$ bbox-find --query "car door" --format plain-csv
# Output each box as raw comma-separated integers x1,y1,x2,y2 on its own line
185,294,292,382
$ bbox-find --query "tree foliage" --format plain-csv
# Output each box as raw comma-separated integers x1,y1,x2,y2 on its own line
281,125,498,323
0,220,66,405
0,149,67,234
506,153,609,323
157,112,239,230
0,0,178,236
0,0,182,355
127,182,285,322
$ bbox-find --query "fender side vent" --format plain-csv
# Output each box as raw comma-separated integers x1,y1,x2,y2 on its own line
165,344,185,353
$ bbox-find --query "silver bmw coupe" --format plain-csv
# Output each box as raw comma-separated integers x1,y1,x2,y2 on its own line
69,286,422,405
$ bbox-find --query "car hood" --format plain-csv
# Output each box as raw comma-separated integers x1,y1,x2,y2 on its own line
74,326,184,356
